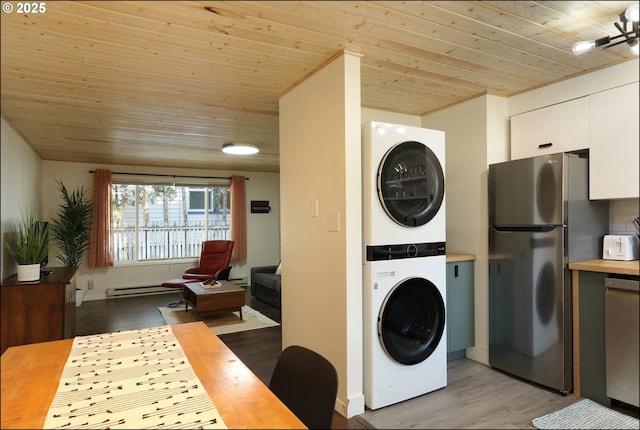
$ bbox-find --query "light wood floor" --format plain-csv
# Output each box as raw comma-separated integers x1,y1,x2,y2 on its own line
357,357,638,429
357,358,580,429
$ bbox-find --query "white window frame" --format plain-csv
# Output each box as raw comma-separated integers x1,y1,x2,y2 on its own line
111,175,230,264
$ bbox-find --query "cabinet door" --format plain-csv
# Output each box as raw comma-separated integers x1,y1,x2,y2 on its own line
1,287,14,353
18,284,64,345
589,82,639,200
578,271,609,406
510,97,589,160
446,261,475,354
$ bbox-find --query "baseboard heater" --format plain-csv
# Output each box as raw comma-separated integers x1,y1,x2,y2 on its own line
106,285,175,298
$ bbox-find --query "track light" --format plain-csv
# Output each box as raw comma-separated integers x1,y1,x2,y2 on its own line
572,39,602,55
222,143,259,155
626,3,639,22
572,5,640,56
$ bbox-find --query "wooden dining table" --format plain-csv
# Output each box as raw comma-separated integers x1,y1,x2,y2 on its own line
0,321,306,429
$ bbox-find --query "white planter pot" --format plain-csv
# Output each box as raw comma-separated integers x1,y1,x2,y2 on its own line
76,288,85,307
17,264,41,282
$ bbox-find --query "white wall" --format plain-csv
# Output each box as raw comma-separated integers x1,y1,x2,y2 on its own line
1,116,43,281
422,95,509,365
279,52,364,418
41,160,280,301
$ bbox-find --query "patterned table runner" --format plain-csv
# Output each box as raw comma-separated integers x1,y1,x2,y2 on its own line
44,325,226,429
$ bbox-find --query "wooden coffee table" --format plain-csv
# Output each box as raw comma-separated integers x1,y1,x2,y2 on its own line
182,280,245,319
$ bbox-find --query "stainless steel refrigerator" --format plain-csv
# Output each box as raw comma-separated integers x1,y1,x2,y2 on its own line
488,153,608,394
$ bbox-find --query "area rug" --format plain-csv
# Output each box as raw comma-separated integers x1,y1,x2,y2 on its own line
532,398,639,429
158,305,279,335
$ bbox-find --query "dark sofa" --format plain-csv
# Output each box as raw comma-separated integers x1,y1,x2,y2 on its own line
250,265,281,309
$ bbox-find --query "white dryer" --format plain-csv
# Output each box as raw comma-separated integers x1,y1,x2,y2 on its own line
364,244,447,410
363,121,445,246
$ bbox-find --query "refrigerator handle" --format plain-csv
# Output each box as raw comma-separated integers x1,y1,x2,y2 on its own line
492,225,559,233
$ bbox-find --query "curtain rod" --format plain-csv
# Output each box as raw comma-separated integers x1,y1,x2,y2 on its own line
89,171,248,180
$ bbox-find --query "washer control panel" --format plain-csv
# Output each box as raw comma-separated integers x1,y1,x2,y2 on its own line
366,242,445,261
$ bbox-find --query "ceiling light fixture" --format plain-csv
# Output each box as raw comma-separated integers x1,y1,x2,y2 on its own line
222,143,259,155
572,4,640,56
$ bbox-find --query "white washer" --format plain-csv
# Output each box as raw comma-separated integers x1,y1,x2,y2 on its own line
363,121,446,246
364,251,447,410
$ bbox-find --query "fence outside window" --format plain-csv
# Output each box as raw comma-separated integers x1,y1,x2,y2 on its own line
112,183,230,262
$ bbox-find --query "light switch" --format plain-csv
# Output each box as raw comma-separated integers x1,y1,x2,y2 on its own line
311,198,319,217
328,212,340,232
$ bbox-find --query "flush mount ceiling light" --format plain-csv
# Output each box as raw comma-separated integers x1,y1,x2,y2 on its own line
572,4,640,56
222,143,259,155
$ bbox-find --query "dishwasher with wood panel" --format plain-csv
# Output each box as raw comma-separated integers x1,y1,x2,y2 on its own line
604,276,639,408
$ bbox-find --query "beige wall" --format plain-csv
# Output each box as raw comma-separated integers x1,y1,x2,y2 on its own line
279,52,364,418
422,95,509,365
1,116,43,281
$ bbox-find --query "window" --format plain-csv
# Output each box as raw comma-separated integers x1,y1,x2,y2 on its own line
112,182,231,262
189,188,207,212
187,188,231,214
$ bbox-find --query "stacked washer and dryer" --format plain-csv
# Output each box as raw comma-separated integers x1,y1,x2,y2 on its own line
363,121,447,410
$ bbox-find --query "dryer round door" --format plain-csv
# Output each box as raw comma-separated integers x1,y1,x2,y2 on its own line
378,141,445,227
378,276,445,365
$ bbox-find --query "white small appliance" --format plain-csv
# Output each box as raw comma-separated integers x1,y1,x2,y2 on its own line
603,234,640,261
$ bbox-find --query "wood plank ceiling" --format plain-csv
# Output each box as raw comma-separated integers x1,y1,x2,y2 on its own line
1,1,637,173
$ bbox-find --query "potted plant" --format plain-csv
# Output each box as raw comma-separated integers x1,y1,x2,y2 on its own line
5,211,51,281
50,182,93,267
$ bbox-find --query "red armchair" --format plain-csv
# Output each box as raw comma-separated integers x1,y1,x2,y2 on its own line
183,240,234,281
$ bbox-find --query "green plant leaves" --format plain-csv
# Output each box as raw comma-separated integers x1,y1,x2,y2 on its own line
50,181,93,267
5,211,50,265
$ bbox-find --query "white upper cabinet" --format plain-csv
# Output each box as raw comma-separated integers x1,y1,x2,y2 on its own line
510,97,590,160
589,82,639,200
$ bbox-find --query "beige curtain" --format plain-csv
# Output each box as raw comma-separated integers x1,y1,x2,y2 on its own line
230,176,247,261
88,169,114,268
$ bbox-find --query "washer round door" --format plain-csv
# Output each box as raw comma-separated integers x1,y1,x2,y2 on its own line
378,277,446,365
378,141,445,227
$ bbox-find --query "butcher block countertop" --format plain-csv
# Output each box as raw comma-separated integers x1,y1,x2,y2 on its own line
568,259,639,276
446,253,476,263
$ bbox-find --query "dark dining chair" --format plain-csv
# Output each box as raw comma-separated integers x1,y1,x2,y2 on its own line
183,240,234,281
268,345,338,429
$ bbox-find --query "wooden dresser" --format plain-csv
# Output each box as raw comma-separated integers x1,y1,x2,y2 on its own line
1,266,77,354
